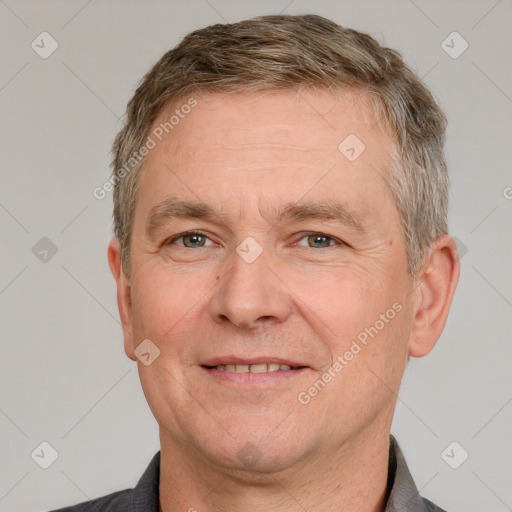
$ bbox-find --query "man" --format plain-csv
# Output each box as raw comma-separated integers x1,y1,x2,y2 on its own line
55,13,459,512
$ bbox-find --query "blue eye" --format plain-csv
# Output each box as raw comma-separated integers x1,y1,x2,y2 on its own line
166,231,341,249
168,231,213,248
296,233,338,248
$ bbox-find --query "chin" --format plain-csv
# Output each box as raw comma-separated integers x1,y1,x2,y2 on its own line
206,443,303,476
190,420,318,476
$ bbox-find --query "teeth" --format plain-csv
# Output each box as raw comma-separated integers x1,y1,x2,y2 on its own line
214,363,296,373
249,363,268,373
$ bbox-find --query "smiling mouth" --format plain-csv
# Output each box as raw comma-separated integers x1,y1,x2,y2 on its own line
202,363,307,373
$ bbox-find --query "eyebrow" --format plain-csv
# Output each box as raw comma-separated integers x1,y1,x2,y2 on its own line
145,196,367,241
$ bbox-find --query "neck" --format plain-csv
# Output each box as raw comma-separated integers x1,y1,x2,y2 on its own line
158,427,391,512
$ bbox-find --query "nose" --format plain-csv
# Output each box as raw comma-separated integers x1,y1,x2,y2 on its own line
209,244,292,330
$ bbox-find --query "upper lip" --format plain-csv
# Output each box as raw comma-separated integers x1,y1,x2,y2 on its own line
200,356,308,368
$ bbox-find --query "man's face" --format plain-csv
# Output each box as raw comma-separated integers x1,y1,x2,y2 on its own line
121,89,416,472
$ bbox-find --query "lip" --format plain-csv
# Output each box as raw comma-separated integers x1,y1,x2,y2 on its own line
200,365,310,386
200,356,309,368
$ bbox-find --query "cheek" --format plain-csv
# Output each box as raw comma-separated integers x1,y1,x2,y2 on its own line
289,267,398,342
130,267,209,343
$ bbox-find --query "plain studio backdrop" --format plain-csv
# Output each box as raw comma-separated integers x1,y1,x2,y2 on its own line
0,1,511,511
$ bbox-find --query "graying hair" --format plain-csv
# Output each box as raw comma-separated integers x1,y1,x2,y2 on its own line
111,14,448,279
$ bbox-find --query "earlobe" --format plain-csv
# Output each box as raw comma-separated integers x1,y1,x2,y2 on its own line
408,235,460,358
107,238,136,361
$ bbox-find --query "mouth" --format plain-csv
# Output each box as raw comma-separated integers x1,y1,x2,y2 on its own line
199,357,310,386
202,362,307,373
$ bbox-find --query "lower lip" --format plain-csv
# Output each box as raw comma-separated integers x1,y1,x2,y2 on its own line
201,366,310,386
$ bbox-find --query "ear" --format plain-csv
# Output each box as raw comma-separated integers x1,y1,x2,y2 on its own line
408,235,460,358
108,238,136,361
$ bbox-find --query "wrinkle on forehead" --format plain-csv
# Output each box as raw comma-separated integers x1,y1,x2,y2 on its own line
139,88,398,229
219,143,321,150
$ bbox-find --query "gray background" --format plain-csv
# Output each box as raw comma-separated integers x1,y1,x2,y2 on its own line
0,1,511,511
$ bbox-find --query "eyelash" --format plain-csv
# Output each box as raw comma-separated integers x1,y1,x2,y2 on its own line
165,231,343,248
165,230,212,246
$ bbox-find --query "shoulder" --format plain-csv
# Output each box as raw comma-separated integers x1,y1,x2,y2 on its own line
49,488,132,511
49,451,160,512
422,496,449,512
388,437,449,512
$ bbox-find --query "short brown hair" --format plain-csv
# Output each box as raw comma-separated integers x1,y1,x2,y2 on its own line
111,14,448,279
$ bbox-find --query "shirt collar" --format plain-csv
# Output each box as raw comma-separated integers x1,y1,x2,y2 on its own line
385,436,434,512
130,450,160,512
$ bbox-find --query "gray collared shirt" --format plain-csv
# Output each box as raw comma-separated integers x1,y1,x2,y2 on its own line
50,437,446,511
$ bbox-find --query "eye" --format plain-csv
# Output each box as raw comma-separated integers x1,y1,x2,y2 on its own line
166,231,214,248
166,231,341,249
295,232,341,248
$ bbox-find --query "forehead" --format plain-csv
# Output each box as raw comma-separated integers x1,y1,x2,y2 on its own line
151,88,392,165
136,88,398,228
